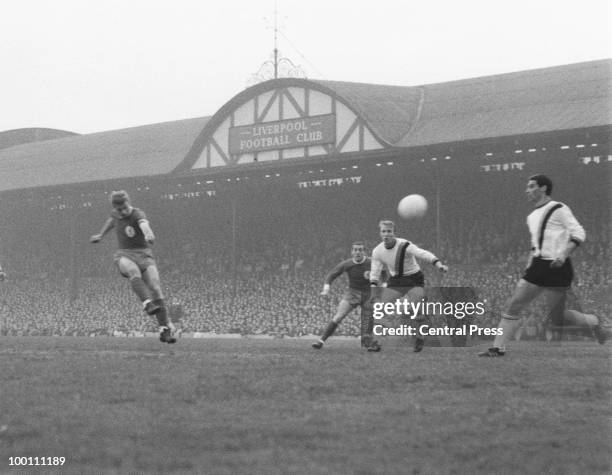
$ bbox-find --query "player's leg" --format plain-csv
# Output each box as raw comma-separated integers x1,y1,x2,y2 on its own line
404,286,427,352
360,293,376,349
365,286,405,351
141,264,166,322
312,299,355,349
550,290,607,344
543,288,568,341
117,257,159,315
564,309,607,344
480,279,542,356
546,259,606,344
142,264,176,343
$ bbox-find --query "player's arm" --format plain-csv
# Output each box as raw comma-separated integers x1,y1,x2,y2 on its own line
368,253,386,307
321,261,346,295
525,249,535,270
369,250,384,286
407,243,448,273
379,269,389,287
90,217,115,243
551,206,586,267
138,219,155,244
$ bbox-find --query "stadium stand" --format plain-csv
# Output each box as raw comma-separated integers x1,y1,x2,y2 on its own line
0,60,609,338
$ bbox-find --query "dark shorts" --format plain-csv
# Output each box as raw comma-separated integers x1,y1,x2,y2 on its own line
387,271,425,289
113,248,156,276
342,287,372,307
522,257,573,289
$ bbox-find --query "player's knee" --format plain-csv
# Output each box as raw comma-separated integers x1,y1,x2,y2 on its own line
506,297,527,315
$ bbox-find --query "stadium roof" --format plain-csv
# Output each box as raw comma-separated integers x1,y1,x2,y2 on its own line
0,117,209,191
0,59,610,192
0,128,78,151
394,60,612,146
309,60,611,147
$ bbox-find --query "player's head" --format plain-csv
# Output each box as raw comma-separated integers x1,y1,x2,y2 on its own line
378,220,396,245
351,241,366,260
110,190,132,217
526,174,552,202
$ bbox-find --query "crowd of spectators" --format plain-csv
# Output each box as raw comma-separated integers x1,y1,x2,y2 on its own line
0,215,608,341
0,177,609,341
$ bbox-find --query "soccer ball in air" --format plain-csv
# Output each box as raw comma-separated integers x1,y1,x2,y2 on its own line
397,194,428,219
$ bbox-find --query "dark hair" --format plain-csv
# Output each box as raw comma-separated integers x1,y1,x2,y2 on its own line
528,174,553,195
110,190,130,206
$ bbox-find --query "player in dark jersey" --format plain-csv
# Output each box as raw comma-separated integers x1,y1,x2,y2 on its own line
312,242,380,351
90,190,176,343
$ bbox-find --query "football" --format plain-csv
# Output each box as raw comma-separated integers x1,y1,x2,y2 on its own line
397,194,428,219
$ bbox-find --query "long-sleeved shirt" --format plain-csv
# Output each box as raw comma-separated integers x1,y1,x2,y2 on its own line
527,200,585,260
370,238,437,283
324,257,371,290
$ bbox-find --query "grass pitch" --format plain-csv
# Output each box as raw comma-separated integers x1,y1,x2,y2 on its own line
0,337,609,474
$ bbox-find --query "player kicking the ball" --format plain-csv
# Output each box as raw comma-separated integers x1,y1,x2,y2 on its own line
90,190,176,343
479,175,606,357
312,242,381,351
370,220,448,352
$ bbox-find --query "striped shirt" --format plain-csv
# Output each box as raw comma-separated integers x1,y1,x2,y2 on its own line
370,238,437,283
527,200,585,260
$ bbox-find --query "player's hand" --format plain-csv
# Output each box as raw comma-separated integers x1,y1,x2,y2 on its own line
144,233,155,244
550,257,565,268
436,262,449,273
90,234,102,243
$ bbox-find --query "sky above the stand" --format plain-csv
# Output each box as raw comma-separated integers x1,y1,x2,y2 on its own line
1,0,610,133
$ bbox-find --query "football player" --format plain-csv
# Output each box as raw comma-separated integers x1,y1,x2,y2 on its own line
479,175,606,356
90,190,176,343
313,242,380,351
370,220,448,352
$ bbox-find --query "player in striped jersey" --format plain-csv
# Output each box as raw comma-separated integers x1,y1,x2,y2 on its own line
312,242,380,351
479,175,607,357
370,220,448,352
90,191,176,344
